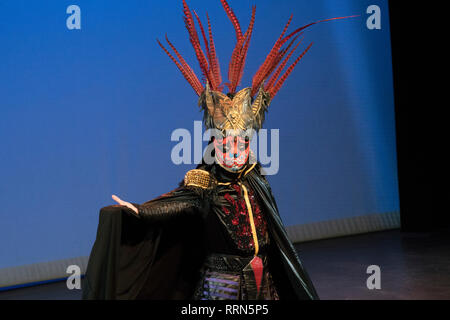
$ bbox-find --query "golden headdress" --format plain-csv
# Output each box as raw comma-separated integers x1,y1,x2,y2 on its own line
157,0,355,133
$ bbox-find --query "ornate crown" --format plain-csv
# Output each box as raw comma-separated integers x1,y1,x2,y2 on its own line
158,0,354,133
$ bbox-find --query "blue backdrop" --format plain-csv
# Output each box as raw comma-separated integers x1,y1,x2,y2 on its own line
0,0,398,269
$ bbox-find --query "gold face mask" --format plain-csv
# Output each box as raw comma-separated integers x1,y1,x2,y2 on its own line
200,82,272,134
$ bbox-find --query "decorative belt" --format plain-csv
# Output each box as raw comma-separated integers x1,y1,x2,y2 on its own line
204,253,267,272
198,253,268,300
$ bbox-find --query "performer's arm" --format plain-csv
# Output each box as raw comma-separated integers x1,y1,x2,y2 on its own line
135,187,206,222
111,187,206,223
111,169,212,222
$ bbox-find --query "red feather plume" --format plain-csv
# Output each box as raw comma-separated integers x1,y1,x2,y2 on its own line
182,0,212,87
157,0,358,101
207,12,223,91
157,38,203,95
220,0,243,41
265,34,303,92
268,42,313,98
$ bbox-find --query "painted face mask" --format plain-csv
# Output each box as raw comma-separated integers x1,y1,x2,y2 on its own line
213,134,250,172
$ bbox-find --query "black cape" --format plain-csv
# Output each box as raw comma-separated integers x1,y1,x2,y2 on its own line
82,163,318,300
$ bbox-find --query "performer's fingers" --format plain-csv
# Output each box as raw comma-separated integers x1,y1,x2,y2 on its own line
112,194,124,205
127,204,139,214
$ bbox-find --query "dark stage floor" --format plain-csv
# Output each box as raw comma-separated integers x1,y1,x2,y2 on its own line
1,229,449,300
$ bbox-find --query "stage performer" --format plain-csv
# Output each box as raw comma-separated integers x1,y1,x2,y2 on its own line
82,0,356,300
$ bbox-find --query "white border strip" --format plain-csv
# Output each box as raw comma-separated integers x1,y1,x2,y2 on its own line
286,211,400,243
0,256,88,289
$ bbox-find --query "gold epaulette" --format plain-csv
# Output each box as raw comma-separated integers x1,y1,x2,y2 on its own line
184,169,215,189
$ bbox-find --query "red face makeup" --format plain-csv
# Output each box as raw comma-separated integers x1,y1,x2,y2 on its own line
213,135,250,172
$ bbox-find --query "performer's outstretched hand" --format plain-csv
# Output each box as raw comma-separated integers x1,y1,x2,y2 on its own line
111,195,138,214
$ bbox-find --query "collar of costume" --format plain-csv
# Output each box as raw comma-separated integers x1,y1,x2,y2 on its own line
213,158,257,185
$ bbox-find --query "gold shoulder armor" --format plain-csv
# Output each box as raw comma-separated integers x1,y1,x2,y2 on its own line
184,169,215,189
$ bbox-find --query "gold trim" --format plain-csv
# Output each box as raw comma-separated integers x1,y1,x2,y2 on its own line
243,162,257,177
184,169,212,189
239,183,259,256
214,162,258,256
251,83,265,116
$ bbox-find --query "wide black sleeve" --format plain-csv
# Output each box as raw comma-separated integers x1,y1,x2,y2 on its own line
83,185,210,300
133,186,209,223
